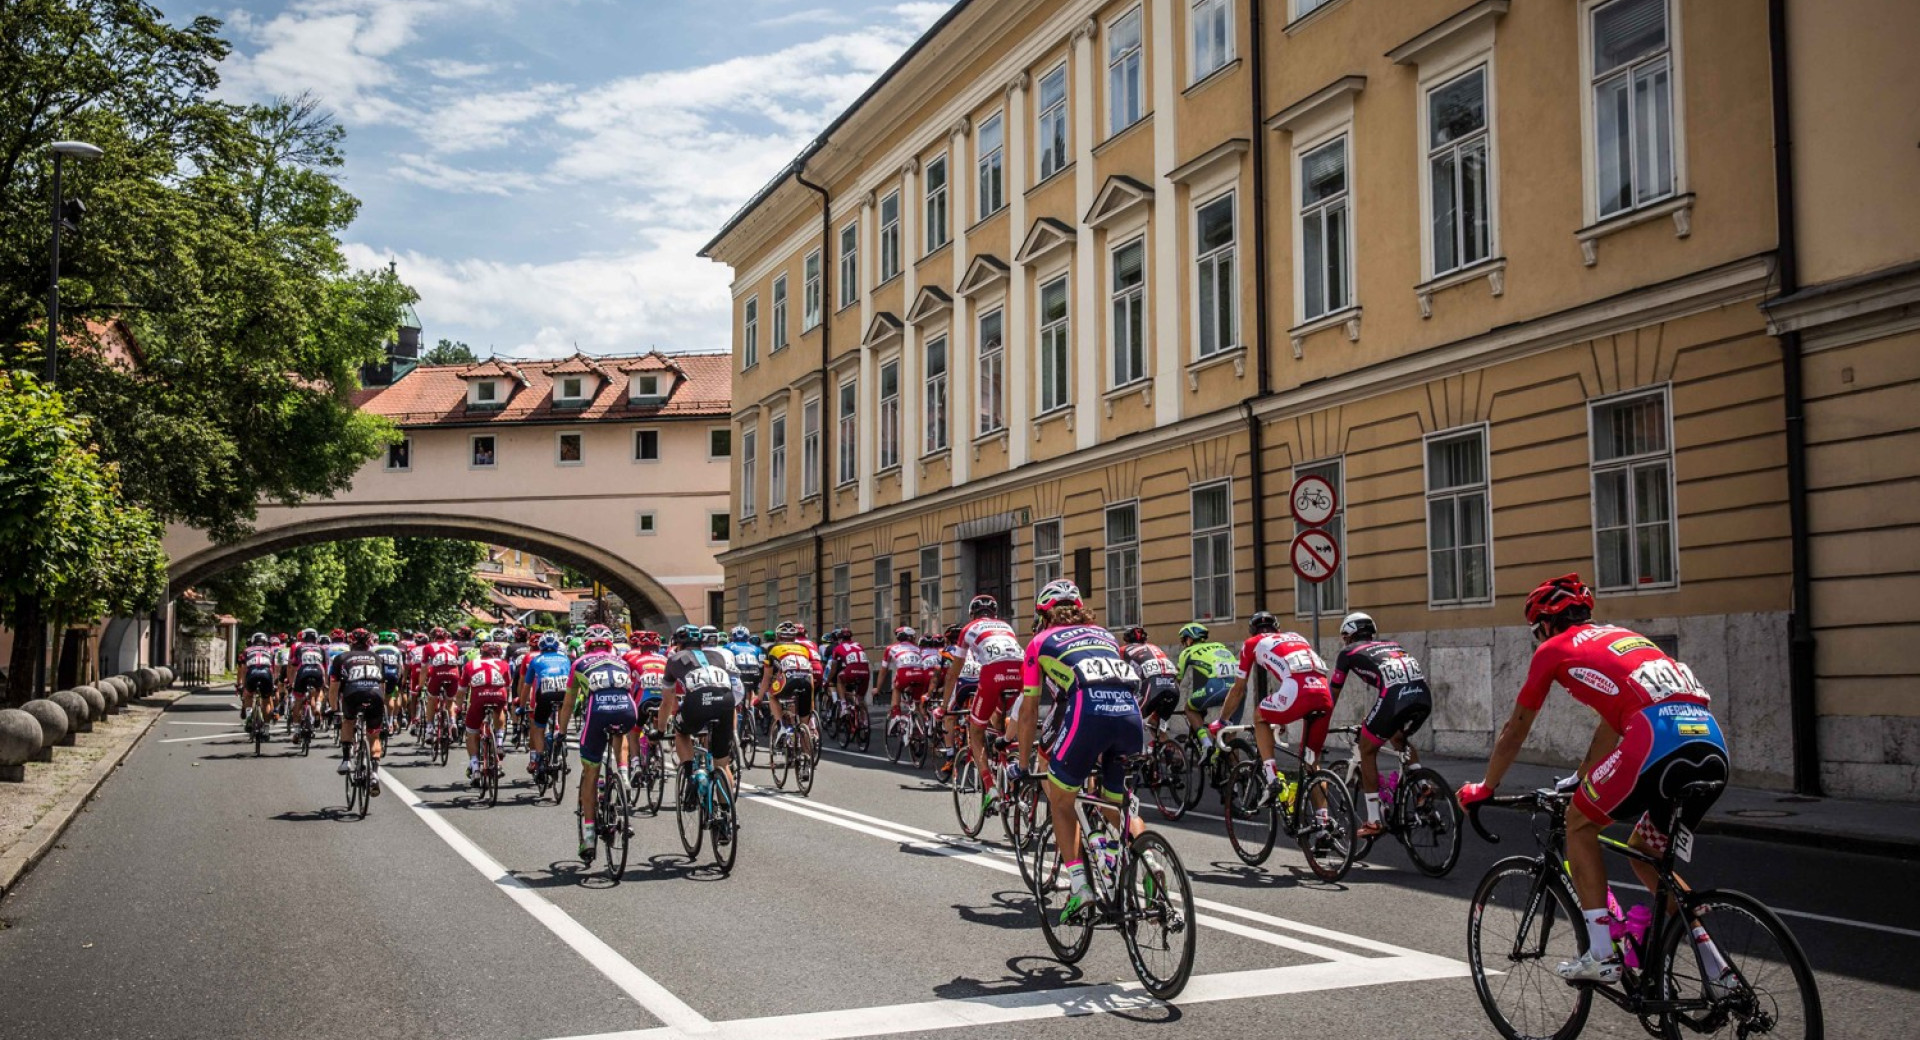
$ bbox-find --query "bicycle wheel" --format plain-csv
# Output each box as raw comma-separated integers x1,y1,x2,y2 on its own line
952,759,987,838
1468,857,1592,1040
1223,761,1279,866
855,708,872,751
1180,738,1208,812
1120,831,1196,1001
552,745,571,805
676,773,705,859
1395,767,1463,878
251,709,266,756
885,716,908,763
709,781,738,876
795,739,815,796
770,732,792,790
601,777,631,883
1029,819,1093,965
1148,741,1190,821
644,751,668,816
1297,771,1357,882
484,738,501,808
1653,889,1823,1040
734,713,757,771
356,740,374,818
1331,759,1379,861
1007,779,1047,885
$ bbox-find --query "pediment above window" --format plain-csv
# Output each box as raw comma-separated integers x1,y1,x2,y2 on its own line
956,254,1009,296
906,286,953,324
863,311,904,350
1014,217,1076,265
1084,175,1154,229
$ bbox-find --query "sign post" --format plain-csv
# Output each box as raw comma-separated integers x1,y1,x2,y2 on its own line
1289,474,1341,653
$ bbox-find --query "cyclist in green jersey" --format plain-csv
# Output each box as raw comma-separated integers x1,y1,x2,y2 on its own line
1174,622,1243,750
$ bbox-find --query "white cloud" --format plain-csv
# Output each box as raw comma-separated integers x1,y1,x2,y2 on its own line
418,57,498,80
755,7,852,28
387,155,540,196
418,85,567,153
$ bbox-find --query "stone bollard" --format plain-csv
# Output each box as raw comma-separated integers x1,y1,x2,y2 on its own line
22,699,69,755
0,709,43,782
136,667,161,694
103,675,132,704
93,682,121,712
117,672,144,697
157,666,174,687
75,685,107,722
50,689,91,736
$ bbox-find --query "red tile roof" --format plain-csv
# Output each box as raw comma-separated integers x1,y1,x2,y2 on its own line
357,351,732,427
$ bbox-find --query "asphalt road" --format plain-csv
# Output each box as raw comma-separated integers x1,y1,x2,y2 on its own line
0,687,1914,1040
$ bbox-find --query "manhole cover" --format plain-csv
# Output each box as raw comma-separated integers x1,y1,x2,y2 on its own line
1728,809,1795,819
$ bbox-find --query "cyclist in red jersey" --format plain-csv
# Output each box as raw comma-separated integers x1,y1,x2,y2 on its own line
826,630,872,720
419,627,463,744
947,596,1024,806
459,638,513,785
1459,574,1730,984
1214,612,1335,788
881,627,931,719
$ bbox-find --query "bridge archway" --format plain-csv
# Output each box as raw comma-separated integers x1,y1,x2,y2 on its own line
167,512,687,632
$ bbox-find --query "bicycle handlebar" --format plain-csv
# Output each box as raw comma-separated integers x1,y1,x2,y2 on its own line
1466,788,1574,845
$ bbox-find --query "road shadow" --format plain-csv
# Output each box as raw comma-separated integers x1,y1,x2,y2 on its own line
269,806,357,823
1189,858,1348,892
931,954,1085,1000
950,889,1037,931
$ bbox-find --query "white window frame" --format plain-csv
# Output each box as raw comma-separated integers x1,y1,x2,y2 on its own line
1588,385,1679,592
472,378,499,405
469,433,496,470
838,221,859,310
1293,458,1347,615
1189,0,1234,84
1033,518,1063,589
879,190,902,282
740,426,757,518
836,378,859,486
802,249,823,331
977,112,1006,218
1420,61,1498,280
924,333,950,454
557,375,587,402
873,556,894,645
1107,7,1144,136
832,563,851,630
630,373,662,401
635,510,657,536
385,436,411,472
1424,424,1495,607
633,428,661,463
1294,131,1355,324
771,275,789,349
768,411,788,510
1580,0,1684,223
1191,480,1234,622
1036,63,1069,182
919,545,943,632
923,153,950,254
1194,190,1239,358
878,356,902,470
708,426,731,460
742,295,759,369
1110,237,1147,387
1291,0,1339,21
555,430,584,467
1104,501,1142,628
801,395,822,499
1037,274,1071,414
976,307,1006,436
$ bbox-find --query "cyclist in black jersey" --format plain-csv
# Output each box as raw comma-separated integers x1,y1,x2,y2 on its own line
1328,611,1432,838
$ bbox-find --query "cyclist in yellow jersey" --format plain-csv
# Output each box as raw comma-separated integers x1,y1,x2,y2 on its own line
760,621,823,761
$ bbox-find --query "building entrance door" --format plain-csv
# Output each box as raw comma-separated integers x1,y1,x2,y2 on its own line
968,534,1014,618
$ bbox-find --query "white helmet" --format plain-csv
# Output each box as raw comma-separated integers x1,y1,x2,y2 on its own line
1339,612,1376,640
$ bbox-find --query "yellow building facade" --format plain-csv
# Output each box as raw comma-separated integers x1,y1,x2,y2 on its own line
702,0,1919,798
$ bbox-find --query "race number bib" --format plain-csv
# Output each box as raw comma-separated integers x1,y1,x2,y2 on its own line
1630,659,1701,701
1074,657,1140,686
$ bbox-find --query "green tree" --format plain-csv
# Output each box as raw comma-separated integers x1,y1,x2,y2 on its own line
423,338,476,366
0,374,167,702
367,538,487,628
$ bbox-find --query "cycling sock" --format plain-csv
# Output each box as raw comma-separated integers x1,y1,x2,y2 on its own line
1262,759,1278,784
1365,793,1382,824
1583,908,1615,957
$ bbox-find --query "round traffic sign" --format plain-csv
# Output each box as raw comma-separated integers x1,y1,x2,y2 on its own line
1290,474,1338,527
1290,529,1341,584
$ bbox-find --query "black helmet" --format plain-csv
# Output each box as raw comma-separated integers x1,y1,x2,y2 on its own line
1123,626,1149,644
1250,611,1280,634
968,594,998,619
248,632,268,647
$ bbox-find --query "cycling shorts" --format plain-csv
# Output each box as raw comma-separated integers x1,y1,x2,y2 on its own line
966,660,1023,728
292,668,327,695
425,672,459,699
1138,678,1180,721
1361,682,1432,745
339,684,386,733
947,679,976,715
636,689,664,716
1576,701,1727,837
1186,676,1233,712
577,694,638,768
243,670,276,696
1045,687,1144,797
675,688,737,761
894,670,932,699
531,688,566,728
836,672,870,697
777,675,815,718
1255,685,1333,757
463,689,509,732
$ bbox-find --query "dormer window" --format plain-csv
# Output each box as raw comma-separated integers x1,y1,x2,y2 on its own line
477,380,497,402
629,372,671,404
554,374,594,409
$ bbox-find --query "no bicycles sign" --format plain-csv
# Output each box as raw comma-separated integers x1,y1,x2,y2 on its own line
1289,473,1340,585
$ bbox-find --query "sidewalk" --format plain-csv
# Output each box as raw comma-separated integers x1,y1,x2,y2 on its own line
1417,751,1920,860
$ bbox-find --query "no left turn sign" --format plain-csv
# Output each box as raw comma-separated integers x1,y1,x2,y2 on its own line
1291,529,1341,584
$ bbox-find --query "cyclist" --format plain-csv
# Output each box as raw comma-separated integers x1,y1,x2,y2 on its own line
239,634,277,724
664,624,738,812
1458,574,1730,984
761,621,822,762
949,596,1023,809
507,626,533,677
1213,611,1334,796
1120,627,1180,731
268,634,291,707
825,629,872,721
420,627,463,745
1010,580,1144,922
622,631,670,782
327,628,386,795
287,629,329,727
881,627,931,720
404,631,428,725
1175,622,1242,750
1329,611,1433,838
460,636,513,786
520,634,575,775
560,625,638,860
454,626,478,663
726,625,764,703
372,630,406,729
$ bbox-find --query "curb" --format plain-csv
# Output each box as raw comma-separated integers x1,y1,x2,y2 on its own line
1694,816,1920,861
0,686,193,900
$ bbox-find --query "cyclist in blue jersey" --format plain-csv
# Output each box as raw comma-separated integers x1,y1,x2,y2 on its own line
1012,580,1145,922
519,634,574,775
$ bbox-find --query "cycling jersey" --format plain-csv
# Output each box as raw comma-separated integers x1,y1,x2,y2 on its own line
241,647,277,695
1519,624,1710,733
1239,632,1334,753
727,640,764,685
289,642,329,693
330,648,388,730
1177,641,1242,712
666,647,737,759
828,641,871,682
460,658,512,732
421,639,463,698
572,652,637,767
404,642,425,684
372,644,404,688
522,651,575,726
958,617,1024,726
765,641,821,716
885,641,932,694
1331,639,1433,744
1021,624,1144,795
325,642,350,668
271,645,290,670
622,649,669,709
1122,643,1179,719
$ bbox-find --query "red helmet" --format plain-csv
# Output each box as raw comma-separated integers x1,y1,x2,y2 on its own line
430,626,449,641
330,628,346,641
348,628,372,649
1524,573,1595,627
634,629,662,649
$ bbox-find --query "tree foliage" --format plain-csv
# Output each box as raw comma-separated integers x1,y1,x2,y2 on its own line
206,538,487,634
422,338,476,366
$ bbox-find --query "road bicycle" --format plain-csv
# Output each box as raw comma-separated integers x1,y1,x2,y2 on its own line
629,705,669,815
506,703,530,751
951,723,1011,839
422,703,455,767
246,695,273,756
673,721,740,875
1327,724,1463,877
733,694,760,770
767,698,816,797
1027,755,1197,1001
1182,723,1259,812
532,716,572,805
832,687,873,751
1219,713,1358,881
577,727,635,884
472,707,504,808
1465,782,1821,1040
282,689,316,755
885,694,936,769
339,707,377,820
1135,718,1194,821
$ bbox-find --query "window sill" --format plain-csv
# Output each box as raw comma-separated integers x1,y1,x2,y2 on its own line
1102,378,1152,416
1576,193,1694,267
1416,257,1507,318
967,207,1007,236
1093,114,1153,158
771,342,790,354
1031,405,1073,439
918,447,951,464
1288,306,1362,357
1184,345,1247,391
1183,57,1242,98
633,457,662,465
800,492,821,504
802,319,822,335
556,461,585,468
1025,163,1075,198
1284,0,1352,36
875,272,903,291
836,298,859,316
1428,598,1495,612
767,505,788,517
971,427,1009,462
1594,580,1680,597
920,240,952,264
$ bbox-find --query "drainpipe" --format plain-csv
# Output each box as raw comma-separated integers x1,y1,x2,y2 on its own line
1768,0,1819,796
796,151,833,635
1244,0,1275,607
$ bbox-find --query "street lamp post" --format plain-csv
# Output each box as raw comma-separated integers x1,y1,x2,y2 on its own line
35,140,104,699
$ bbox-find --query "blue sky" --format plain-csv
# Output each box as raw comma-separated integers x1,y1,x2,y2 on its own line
175,0,952,357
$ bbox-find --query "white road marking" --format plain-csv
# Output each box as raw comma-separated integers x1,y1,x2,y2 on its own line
547,956,1469,1040
166,721,249,727
1613,881,1920,940
380,770,712,1034
159,732,248,744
